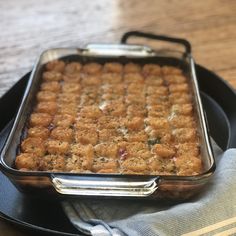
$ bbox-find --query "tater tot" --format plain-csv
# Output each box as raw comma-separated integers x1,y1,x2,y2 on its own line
21,137,45,156
28,127,50,139
145,75,164,86
176,142,200,157
58,101,77,111
76,116,96,125
62,83,81,93
147,104,167,112
126,94,146,106
83,86,98,94
58,93,79,103
170,116,195,128
53,114,75,127
160,133,173,144
75,129,98,145
172,128,197,143
120,157,147,173
97,116,119,130
171,104,193,116
149,156,176,175
102,93,122,101
148,156,176,175
64,62,82,75
145,117,169,129
101,73,122,84
76,121,97,130
40,81,61,92
92,157,118,173
65,155,83,172
81,75,101,86
124,73,144,84
80,95,98,106
35,101,57,115
46,60,65,72
104,62,123,73
57,106,78,116
94,143,118,158
98,129,122,143
39,154,66,171
146,92,169,100
162,66,182,75
124,117,144,131
169,83,189,93
164,75,187,84
71,143,94,157
124,63,141,73
100,102,126,117
102,84,125,95
169,93,192,104
29,113,52,127
146,128,173,144
127,105,147,118
146,86,168,96
83,62,102,74
36,91,57,102
127,83,145,94
148,110,168,118
175,155,202,175
97,168,118,174
43,71,62,81
70,144,94,170
151,144,175,158
62,74,80,83
125,131,147,143
148,156,163,173
80,105,102,119
117,142,150,160
161,158,176,175
15,153,39,170
146,95,169,106
46,140,69,154
51,127,73,142
142,64,161,76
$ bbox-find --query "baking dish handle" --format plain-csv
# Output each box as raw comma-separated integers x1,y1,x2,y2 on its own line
83,44,156,57
51,175,159,197
121,31,191,55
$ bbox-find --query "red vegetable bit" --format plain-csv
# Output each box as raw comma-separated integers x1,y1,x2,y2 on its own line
118,148,128,160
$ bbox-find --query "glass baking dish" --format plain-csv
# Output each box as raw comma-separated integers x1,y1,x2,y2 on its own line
0,32,215,201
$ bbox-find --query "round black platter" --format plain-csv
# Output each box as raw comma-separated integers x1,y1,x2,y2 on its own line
0,65,236,236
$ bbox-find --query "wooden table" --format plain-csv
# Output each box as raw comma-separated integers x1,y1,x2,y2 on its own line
0,0,235,235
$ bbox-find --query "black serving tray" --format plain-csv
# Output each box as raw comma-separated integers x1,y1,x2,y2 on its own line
0,65,236,236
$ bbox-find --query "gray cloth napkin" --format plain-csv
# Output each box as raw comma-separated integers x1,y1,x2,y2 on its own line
62,143,236,236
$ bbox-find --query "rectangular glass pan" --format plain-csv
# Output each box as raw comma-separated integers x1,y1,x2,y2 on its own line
0,35,215,201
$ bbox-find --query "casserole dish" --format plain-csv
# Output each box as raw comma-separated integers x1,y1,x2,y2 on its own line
0,31,215,200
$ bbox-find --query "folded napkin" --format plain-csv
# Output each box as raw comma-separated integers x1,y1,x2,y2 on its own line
62,143,236,236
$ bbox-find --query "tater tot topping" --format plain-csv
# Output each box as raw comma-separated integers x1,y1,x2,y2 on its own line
16,60,202,176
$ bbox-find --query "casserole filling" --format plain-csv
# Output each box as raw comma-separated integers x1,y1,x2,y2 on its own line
15,60,202,176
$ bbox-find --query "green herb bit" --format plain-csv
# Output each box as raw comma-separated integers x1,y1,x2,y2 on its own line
147,138,161,146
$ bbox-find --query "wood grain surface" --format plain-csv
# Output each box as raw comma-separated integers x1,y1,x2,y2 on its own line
0,0,236,235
